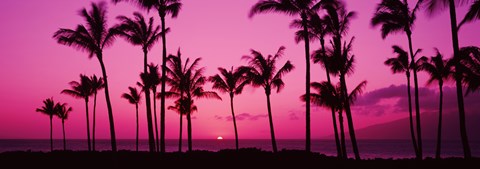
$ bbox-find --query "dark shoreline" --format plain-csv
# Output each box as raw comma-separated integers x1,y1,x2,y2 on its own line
1,148,478,169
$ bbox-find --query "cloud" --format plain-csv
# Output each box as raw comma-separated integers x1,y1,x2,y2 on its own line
215,113,268,121
289,112,299,120
353,84,480,117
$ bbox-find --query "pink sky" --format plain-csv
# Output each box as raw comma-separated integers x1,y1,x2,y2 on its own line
0,0,479,140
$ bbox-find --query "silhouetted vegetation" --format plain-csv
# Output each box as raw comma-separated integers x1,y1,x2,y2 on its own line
89,75,105,151
121,87,142,152
55,102,72,151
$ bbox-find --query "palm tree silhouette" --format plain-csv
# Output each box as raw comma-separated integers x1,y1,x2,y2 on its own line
249,0,322,152
457,46,480,95
168,97,196,152
322,0,361,159
89,75,104,151
53,2,118,151
302,80,366,159
459,0,480,28
148,64,162,152
371,0,423,159
166,50,221,151
61,74,93,151
418,50,454,159
423,0,472,158
55,102,72,151
384,45,419,158
115,12,164,152
122,86,142,152
294,11,343,157
242,46,294,153
36,97,57,152
209,67,250,151
113,0,183,153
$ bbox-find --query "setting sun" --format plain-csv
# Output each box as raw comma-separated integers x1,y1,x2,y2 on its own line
217,136,223,140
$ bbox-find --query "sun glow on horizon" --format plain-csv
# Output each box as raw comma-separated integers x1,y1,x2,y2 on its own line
217,136,223,140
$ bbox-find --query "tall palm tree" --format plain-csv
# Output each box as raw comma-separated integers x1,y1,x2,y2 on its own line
209,67,250,151
302,80,366,159
322,0,361,159
384,45,419,158
242,46,294,153
55,102,73,151
295,12,343,157
148,64,162,152
115,12,163,152
460,0,480,28
122,86,142,152
423,0,472,158
249,0,321,151
53,2,117,151
168,97,196,152
166,50,221,151
112,0,183,153
458,46,480,95
89,75,104,151
61,74,93,151
418,50,453,159
371,0,424,159
36,98,57,152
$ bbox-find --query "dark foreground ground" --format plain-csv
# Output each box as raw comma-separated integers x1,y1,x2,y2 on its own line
1,148,478,169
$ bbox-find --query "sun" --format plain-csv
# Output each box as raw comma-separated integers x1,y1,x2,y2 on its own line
217,136,223,140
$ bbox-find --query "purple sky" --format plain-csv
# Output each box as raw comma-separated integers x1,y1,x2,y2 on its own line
0,0,479,140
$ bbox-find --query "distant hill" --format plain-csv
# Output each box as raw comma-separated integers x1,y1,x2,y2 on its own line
353,112,480,140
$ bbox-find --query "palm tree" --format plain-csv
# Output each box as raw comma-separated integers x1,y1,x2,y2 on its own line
302,80,366,159
148,64,162,152
242,46,294,153
166,50,221,151
168,97,196,152
460,0,480,28
122,86,142,152
115,12,163,152
458,46,480,95
112,0,183,153
322,0,361,159
249,0,321,152
418,50,453,159
55,102,73,151
423,0,472,158
53,2,118,151
296,12,343,157
371,0,424,159
61,74,93,151
36,98,57,151
209,67,250,151
384,45,419,158
89,75,104,151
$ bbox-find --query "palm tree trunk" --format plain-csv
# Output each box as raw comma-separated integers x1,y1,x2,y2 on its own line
143,50,156,152
97,54,117,152
266,93,277,153
153,88,160,152
406,33,422,159
136,103,139,152
50,116,53,152
179,113,183,152
338,111,347,159
230,94,239,151
322,38,342,158
340,74,360,160
448,0,471,159
84,98,91,151
187,112,192,152
301,13,311,153
406,72,419,158
436,82,444,159
160,15,167,154
62,120,66,151
92,92,97,151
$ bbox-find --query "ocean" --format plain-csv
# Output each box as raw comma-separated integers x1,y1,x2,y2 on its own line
0,139,478,159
